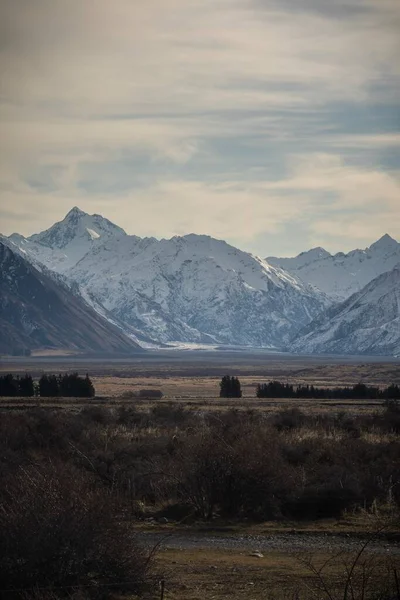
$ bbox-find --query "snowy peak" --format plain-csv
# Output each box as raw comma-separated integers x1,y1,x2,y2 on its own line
298,247,332,261
29,206,126,250
368,233,399,254
14,207,127,271
268,246,331,271
66,206,85,218
268,235,400,300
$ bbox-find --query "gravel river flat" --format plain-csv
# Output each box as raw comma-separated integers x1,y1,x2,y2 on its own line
138,530,400,555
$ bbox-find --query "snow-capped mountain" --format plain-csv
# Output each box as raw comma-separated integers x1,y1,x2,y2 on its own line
4,208,329,348
0,240,142,354
290,267,400,356
6,207,398,354
67,232,329,347
268,234,400,300
9,206,126,273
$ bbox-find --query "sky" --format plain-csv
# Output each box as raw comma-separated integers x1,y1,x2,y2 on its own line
1,0,399,257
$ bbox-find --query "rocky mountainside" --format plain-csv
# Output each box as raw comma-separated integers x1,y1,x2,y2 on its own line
65,232,329,347
290,267,400,356
268,234,400,300
0,241,143,354
4,208,329,348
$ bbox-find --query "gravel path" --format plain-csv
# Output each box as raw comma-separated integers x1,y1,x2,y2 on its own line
138,530,400,555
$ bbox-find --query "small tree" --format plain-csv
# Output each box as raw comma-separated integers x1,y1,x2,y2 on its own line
83,373,95,397
219,375,242,398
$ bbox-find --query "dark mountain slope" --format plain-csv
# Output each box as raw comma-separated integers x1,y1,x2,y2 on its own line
0,241,143,355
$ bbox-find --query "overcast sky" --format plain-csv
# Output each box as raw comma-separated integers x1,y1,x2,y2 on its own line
1,0,399,257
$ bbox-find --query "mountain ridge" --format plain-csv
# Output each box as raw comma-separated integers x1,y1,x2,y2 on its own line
268,234,400,300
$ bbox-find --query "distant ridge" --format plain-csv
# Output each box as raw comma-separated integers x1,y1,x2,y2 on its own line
268,234,400,300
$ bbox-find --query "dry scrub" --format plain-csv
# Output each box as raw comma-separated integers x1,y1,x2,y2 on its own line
0,400,399,598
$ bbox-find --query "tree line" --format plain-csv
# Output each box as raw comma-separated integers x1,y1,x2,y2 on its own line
0,373,95,397
256,380,400,400
219,376,400,400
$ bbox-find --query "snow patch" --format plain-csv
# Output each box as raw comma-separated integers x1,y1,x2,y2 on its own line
86,228,100,240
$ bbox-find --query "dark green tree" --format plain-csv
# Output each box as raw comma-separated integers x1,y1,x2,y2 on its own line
83,373,95,398
59,373,95,397
219,375,242,398
18,374,34,397
39,374,60,397
0,374,19,396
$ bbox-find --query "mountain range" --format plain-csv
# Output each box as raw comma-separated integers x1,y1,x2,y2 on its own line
1,207,399,356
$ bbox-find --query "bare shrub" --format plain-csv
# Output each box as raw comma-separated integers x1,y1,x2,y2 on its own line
298,538,400,600
0,462,154,599
273,408,306,431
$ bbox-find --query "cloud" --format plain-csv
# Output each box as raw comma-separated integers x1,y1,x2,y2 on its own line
0,0,399,255
324,133,400,149
2,152,398,258
2,0,399,118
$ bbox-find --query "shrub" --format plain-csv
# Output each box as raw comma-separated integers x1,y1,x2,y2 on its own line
273,408,306,431
0,462,154,599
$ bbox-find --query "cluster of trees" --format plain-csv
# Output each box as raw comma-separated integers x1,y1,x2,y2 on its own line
219,375,242,398
256,381,400,400
0,374,34,397
39,373,95,397
0,373,95,398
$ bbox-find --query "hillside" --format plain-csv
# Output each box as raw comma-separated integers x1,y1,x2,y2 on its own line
290,267,400,356
0,241,143,355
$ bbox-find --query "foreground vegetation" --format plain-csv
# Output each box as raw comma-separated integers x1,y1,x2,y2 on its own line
1,396,399,598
